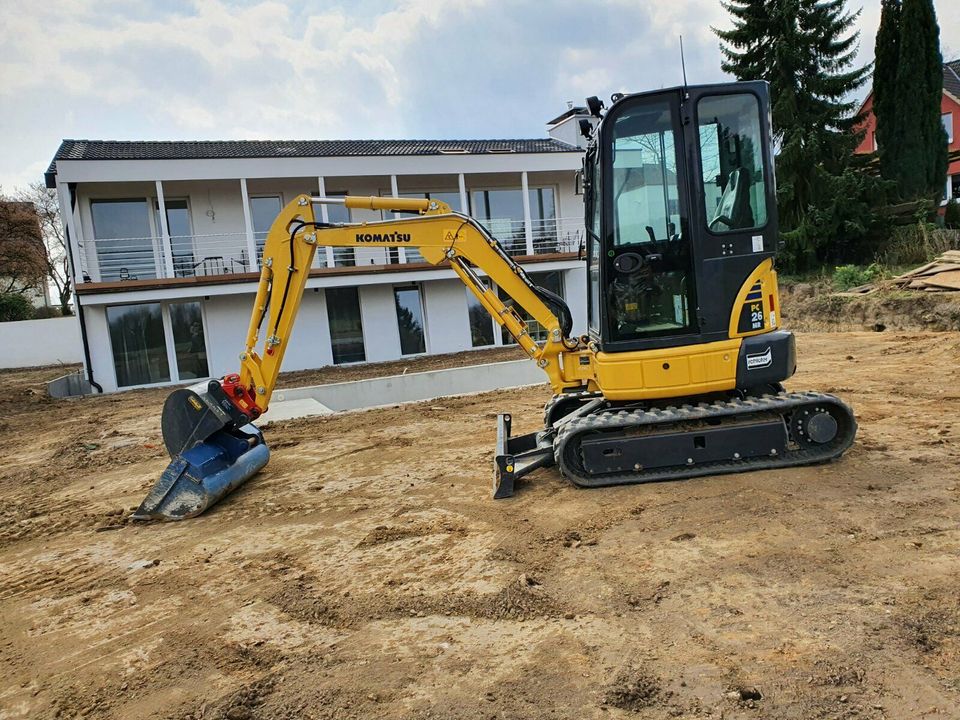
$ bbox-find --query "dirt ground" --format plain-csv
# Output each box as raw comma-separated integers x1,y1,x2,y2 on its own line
2,331,960,719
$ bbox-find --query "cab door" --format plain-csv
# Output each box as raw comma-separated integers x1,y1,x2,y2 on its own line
683,82,779,339
598,89,699,351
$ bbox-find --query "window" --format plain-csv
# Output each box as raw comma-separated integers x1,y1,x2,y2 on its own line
586,150,601,333
250,195,282,258
107,303,170,386
466,288,495,347
394,285,426,355
155,199,195,277
106,301,210,387
943,113,954,144
498,270,563,344
697,93,768,232
170,301,209,379
607,94,697,341
529,188,558,251
471,187,557,254
326,287,365,364
315,193,355,267
91,199,155,281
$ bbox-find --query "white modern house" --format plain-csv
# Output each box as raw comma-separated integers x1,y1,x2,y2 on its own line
45,107,591,392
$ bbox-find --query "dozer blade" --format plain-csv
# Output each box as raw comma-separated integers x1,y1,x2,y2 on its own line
133,381,270,521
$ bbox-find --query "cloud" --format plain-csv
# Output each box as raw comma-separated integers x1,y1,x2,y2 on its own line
0,0,957,189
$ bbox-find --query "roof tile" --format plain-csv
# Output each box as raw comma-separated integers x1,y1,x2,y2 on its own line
46,137,579,180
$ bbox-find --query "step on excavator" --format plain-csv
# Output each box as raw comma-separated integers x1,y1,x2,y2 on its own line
134,81,857,520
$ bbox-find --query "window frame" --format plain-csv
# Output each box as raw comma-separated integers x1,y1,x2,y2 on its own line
497,270,564,345
943,112,954,145
325,285,367,365
465,286,497,348
469,184,561,254
249,193,284,262
106,299,211,389
393,283,429,356
154,197,196,277
320,191,356,267
694,91,771,236
89,197,161,283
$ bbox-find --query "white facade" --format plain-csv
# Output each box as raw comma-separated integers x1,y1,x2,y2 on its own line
48,132,587,392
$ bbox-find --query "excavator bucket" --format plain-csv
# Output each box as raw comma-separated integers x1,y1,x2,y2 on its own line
133,380,269,521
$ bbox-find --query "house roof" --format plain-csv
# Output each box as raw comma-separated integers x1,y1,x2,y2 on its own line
945,59,960,103
545,106,589,126
856,59,960,115
45,137,580,186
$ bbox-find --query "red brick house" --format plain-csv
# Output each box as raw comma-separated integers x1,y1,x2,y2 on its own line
855,59,960,202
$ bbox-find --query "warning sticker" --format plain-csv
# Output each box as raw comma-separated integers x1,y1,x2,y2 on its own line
752,235,763,252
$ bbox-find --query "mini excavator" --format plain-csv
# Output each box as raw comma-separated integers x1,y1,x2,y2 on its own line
135,81,856,520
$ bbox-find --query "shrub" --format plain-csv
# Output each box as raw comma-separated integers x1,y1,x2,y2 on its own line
833,263,887,291
945,199,960,230
31,305,62,319
0,293,34,322
875,222,960,266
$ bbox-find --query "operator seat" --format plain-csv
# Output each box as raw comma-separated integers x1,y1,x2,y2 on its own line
710,167,753,230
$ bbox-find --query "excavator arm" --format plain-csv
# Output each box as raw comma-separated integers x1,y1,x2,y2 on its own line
135,194,587,520
233,193,585,421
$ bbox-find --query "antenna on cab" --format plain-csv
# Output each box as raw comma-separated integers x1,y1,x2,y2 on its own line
679,35,689,90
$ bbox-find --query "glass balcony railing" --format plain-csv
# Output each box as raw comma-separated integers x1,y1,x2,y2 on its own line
78,218,584,283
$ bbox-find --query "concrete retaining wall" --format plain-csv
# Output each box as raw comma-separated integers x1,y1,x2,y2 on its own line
269,359,547,416
0,316,83,369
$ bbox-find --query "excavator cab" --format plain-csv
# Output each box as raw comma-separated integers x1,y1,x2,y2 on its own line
585,82,782,360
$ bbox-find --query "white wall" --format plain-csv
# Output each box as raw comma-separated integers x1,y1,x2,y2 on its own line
80,265,587,393
564,265,588,337
0,316,83,369
358,284,402,361
424,279,472,354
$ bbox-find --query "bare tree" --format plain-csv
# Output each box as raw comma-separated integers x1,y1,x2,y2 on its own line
12,182,73,315
0,198,47,300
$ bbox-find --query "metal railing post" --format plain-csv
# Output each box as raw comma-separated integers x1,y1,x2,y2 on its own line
239,178,259,272
155,180,175,278
521,172,534,255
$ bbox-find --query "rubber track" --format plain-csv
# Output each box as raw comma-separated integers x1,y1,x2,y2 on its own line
543,391,603,427
554,391,857,488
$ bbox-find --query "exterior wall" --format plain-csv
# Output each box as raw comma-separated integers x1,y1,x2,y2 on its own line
547,114,595,149
855,90,960,180
84,263,587,392
56,146,587,391
359,284,403,362
0,316,82,369
564,265,588,336
423,279,473,353
83,305,113,388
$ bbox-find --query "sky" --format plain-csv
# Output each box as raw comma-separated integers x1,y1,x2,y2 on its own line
0,0,958,191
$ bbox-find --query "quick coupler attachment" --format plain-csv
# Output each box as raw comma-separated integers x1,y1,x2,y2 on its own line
133,380,270,521
492,413,556,499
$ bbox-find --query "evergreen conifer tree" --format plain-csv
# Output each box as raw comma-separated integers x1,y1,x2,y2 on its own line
889,0,947,200
715,0,883,269
873,0,901,181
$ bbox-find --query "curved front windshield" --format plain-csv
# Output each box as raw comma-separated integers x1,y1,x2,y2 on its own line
612,100,681,246
697,93,768,233
607,97,696,341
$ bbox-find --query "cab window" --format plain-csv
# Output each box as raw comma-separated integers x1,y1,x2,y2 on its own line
697,93,768,233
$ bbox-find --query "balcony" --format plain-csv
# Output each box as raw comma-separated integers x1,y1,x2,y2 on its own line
78,232,252,283
76,216,584,287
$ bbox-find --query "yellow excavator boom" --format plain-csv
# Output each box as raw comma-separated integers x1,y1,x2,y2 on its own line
236,194,585,418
